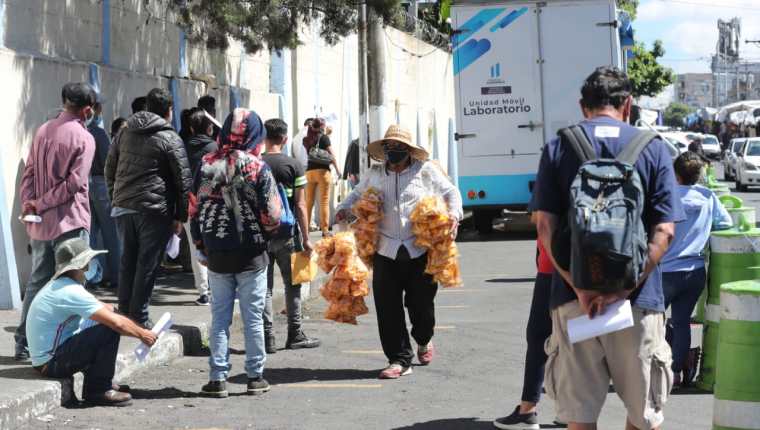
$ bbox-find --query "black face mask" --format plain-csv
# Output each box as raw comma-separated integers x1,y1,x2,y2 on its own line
386,149,410,165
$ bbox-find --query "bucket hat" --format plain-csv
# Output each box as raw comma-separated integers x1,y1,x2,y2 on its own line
368,125,429,162
52,238,107,280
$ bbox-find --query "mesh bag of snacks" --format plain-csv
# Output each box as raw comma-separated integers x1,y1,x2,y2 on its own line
410,196,463,288
315,232,371,324
351,188,384,266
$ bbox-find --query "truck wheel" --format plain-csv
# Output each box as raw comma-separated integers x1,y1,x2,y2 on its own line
473,210,494,235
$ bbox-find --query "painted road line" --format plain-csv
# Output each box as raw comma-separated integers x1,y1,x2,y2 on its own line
278,383,383,389
434,325,456,330
437,305,469,309
342,350,385,354
440,288,486,293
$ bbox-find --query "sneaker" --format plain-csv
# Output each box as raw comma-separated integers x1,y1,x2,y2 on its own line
202,380,228,398
285,330,321,349
14,344,30,362
378,363,412,379
247,377,271,395
195,294,210,306
418,342,435,366
265,333,277,354
493,406,540,430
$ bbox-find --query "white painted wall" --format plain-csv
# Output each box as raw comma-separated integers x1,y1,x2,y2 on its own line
0,0,455,287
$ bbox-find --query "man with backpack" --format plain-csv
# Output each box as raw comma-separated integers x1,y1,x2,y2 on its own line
533,67,683,430
261,119,320,352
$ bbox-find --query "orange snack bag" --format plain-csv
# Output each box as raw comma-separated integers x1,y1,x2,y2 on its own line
409,196,463,288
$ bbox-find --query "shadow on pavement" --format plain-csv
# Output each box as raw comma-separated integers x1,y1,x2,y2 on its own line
391,418,493,429
0,355,24,366
128,386,203,400
228,367,379,385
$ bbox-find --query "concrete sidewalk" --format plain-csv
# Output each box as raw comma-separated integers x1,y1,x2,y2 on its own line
0,260,314,429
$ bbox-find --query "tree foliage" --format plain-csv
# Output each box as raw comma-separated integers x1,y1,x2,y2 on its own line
173,0,401,54
617,0,638,20
628,41,674,98
664,102,693,128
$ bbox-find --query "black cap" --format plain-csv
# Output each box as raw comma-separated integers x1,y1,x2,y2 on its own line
61,83,97,109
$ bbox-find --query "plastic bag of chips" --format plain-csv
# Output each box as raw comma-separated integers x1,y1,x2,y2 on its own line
351,188,383,266
315,232,372,324
410,196,463,288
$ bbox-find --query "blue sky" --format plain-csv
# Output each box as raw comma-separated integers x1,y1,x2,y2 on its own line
634,0,760,74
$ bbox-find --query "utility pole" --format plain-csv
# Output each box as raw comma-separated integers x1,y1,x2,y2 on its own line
357,2,370,175
367,5,388,145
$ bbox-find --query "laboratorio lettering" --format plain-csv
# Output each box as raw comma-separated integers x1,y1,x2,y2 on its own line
464,97,532,116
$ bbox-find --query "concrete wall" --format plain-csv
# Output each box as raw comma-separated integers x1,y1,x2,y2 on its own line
0,0,455,290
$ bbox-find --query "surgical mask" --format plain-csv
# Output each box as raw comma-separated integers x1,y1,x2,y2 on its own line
84,260,101,282
385,149,409,165
83,110,95,127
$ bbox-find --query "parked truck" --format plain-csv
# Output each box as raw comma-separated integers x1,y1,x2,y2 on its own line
452,0,625,233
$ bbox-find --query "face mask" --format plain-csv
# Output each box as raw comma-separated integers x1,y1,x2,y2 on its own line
84,260,101,282
385,149,409,165
83,110,95,127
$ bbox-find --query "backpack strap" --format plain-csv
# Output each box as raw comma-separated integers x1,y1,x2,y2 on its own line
558,126,596,163
616,130,658,165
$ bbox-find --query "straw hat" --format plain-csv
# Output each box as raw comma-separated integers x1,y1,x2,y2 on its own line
52,238,107,280
368,125,429,162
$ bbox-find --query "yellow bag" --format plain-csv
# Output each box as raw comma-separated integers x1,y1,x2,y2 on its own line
291,251,318,284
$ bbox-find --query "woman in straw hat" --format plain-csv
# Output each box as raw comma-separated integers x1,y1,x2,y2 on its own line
335,125,463,379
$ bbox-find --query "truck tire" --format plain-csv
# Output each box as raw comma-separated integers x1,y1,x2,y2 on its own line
473,210,495,235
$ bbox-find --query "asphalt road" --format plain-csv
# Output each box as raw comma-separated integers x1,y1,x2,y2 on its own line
20,227,714,430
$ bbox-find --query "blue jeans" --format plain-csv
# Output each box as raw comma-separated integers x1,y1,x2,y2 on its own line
89,176,121,285
208,268,268,381
522,273,553,404
15,228,89,348
663,267,706,373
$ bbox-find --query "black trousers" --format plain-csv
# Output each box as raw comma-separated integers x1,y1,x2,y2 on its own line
521,273,553,404
372,248,438,368
41,324,121,397
116,213,173,324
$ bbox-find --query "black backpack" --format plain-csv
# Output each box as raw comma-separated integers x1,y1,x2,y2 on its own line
553,126,656,293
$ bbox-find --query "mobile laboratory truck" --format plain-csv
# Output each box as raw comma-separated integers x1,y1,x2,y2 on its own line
452,0,626,233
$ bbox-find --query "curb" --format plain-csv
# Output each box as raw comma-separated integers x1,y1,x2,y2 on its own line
0,331,185,430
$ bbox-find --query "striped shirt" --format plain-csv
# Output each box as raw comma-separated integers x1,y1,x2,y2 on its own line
338,160,463,260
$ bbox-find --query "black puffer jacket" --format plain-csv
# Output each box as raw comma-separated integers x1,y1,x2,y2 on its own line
184,134,218,176
105,111,191,222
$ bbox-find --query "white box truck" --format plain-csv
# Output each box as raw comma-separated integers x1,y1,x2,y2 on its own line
452,0,624,233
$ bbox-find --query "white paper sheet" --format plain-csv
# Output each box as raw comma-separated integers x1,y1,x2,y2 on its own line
134,312,173,362
166,234,181,259
567,299,634,344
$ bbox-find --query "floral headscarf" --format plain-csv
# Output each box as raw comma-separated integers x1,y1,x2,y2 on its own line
217,108,266,155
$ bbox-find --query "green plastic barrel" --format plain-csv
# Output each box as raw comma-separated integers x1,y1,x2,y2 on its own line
701,227,760,391
729,208,757,227
709,185,731,197
713,280,760,430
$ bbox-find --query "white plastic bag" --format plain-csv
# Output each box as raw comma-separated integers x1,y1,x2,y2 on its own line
166,234,181,259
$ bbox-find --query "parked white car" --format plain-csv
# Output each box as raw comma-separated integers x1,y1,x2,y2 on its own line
723,138,746,181
735,138,760,191
701,134,722,159
662,132,690,154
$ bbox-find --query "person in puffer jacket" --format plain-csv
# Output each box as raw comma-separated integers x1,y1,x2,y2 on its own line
105,88,191,327
190,108,282,398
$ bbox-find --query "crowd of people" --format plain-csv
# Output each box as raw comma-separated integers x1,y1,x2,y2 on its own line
10,67,732,429
12,81,460,406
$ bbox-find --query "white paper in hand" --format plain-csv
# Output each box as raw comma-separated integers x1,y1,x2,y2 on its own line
166,234,181,259
567,299,634,344
134,312,173,362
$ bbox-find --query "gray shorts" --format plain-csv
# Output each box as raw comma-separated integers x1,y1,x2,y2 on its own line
544,301,673,429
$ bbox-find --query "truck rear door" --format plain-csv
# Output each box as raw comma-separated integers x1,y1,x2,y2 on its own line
453,4,545,159
538,0,620,137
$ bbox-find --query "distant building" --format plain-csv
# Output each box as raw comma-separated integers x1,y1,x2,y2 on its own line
711,56,760,106
675,74,714,109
